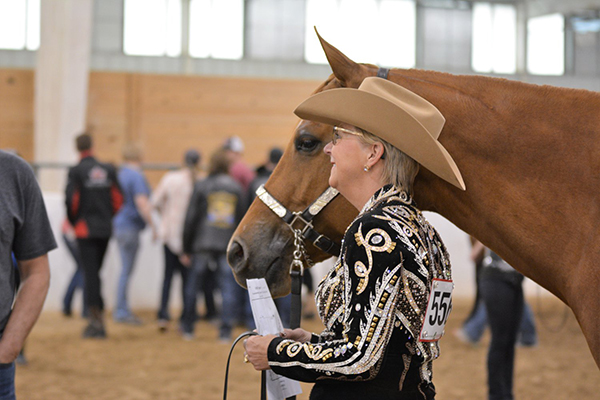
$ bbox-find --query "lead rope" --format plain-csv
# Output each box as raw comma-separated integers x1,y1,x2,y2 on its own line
222,331,262,400
286,229,306,400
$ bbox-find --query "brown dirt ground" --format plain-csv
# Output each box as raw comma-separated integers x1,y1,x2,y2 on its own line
15,296,599,399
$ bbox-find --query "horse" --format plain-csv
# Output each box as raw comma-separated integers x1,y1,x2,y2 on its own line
227,33,600,369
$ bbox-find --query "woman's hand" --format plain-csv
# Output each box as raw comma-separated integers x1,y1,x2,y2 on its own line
179,254,191,267
244,334,277,371
280,328,312,342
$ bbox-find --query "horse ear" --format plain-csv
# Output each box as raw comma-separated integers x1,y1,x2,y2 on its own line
315,28,367,88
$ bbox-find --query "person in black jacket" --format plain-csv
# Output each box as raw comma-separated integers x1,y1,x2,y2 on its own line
65,133,123,338
181,149,245,341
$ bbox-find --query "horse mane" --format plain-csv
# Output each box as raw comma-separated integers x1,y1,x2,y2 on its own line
389,67,600,116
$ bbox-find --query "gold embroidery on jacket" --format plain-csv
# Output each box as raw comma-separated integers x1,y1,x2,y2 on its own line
353,226,396,295
269,185,452,389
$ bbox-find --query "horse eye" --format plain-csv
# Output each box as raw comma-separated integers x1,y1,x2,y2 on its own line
295,135,321,153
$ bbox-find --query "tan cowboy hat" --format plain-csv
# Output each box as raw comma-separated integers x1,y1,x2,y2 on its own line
294,77,466,190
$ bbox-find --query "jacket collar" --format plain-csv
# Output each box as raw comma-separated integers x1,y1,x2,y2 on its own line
359,184,414,215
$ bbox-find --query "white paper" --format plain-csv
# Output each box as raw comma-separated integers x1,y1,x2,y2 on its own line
247,278,302,400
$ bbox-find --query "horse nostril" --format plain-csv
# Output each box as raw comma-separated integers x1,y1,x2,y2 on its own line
227,239,247,272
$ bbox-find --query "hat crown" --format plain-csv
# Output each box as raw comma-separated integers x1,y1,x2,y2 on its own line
358,77,445,140
293,76,465,190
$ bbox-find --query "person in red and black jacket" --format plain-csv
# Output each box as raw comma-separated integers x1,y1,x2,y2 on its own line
65,133,123,339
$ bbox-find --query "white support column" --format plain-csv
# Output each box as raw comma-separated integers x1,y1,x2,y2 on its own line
34,0,93,191
515,0,528,77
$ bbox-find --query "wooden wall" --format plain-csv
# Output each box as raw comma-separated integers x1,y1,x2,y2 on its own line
0,69,35,160
0,68,322,186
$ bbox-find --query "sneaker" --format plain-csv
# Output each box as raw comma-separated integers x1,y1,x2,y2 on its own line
157,319,169,333
182,332,194,341
16,353,28,366
219,335,231,344
219,326,232,343
453,328,478,346
82,323,107,339
517,339,538,348
114,314,143,326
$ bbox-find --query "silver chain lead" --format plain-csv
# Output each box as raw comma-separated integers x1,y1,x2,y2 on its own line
289,228,314,274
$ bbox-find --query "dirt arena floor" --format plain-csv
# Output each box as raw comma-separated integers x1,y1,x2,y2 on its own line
15,296,599,399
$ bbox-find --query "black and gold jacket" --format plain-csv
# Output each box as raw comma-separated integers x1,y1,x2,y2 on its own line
268,185,452,399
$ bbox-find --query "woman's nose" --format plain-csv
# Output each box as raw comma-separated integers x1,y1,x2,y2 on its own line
323,141,332,155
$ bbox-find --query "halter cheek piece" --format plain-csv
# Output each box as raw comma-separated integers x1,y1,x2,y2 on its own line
255,184,341,257
377,67,390,79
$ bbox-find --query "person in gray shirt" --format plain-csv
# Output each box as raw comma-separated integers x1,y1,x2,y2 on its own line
0,150,57,399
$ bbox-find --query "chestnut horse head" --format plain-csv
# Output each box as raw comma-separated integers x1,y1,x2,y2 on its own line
227,35,370,298
228,34,600,368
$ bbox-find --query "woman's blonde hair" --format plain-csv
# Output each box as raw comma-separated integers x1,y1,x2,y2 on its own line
358,128,420,195
122,142,143,162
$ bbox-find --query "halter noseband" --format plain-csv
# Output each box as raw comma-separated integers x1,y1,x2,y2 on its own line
255,184,341,257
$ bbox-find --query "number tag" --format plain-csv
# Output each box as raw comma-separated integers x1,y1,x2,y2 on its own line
419,278,453,342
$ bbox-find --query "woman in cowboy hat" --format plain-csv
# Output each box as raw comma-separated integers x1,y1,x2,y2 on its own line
244,77,465,399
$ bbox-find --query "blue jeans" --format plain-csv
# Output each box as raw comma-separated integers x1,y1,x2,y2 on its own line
219,254,253,335
181,251,252,335
181,252,221,334
114,229,141,320
0,362,15,400
62,234,86,316
462,300,537,345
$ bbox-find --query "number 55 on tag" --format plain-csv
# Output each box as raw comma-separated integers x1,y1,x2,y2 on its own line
420,278,453,342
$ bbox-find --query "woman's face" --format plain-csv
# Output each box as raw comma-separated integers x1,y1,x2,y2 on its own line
323,124,370,193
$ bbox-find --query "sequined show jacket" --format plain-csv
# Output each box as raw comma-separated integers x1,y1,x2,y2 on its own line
267,185,453,399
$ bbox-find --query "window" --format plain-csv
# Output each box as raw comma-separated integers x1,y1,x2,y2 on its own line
305,0,416,68
123,0,182,57
189,0,244,60
472,2,516,74
527,14,565,75
572,16,600,34
0,0,40,51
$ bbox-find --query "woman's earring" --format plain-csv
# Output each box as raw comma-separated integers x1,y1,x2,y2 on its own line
364,165,370,172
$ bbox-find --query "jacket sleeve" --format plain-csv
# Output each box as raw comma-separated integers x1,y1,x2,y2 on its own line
150,174,168,213
109,165,124,215
267,218,406,382
65,167,80,225
182,182,206,254
234,185,246,227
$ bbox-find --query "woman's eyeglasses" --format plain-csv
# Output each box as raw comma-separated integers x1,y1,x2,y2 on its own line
331,126,385,159
332,126,364,145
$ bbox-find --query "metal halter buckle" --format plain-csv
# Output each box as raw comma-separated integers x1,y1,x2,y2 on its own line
289,212,313,236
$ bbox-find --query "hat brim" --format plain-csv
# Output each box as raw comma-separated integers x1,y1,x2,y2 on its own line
294,88,465,190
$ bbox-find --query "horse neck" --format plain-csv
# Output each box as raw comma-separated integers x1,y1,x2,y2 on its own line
389,69,600,302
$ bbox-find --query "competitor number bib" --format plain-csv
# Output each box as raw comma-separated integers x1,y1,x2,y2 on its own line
419,278,453,342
